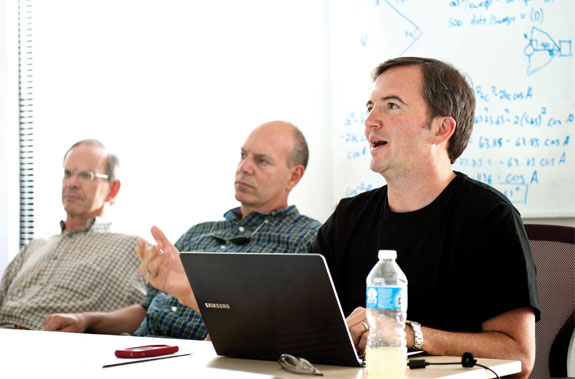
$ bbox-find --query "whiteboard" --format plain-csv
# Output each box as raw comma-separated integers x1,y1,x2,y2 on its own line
329,0,575,217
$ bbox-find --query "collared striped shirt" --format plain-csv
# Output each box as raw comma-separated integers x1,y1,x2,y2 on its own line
134,205,321,339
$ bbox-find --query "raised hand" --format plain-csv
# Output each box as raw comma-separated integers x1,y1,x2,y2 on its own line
135,226,199,310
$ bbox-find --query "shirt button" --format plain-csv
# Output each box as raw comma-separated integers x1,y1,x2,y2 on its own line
171,306,177,312
238,226,245,232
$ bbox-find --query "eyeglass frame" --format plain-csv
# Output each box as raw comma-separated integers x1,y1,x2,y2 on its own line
208,219,268,246
63,168,109,183
278,353,323,376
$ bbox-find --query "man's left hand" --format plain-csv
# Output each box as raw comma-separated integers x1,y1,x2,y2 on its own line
135,226,198,310
346,307,369,355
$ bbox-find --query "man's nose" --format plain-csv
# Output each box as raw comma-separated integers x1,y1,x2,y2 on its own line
364,109,380,129
238,157,254,174
63,173,81,187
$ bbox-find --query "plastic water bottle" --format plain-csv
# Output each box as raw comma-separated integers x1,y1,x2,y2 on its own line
365,249,408,377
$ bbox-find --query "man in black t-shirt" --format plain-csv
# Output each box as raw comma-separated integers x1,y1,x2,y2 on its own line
311,57,539,378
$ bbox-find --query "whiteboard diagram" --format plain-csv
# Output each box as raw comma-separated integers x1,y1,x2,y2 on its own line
524,26,573,75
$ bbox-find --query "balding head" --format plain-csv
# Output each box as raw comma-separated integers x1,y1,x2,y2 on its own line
235,121,309,216
61,139,122,230
250,121,309,169
63,139,120,182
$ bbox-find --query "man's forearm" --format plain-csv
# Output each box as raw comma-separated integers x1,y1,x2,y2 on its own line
421,327,525,360
87,304,147,335
176,290,200,313
410,308,535,379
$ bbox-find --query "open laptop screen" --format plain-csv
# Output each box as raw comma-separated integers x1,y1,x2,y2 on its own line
180,252,363,367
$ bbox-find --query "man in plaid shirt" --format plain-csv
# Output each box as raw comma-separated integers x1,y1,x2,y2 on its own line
44,121,320,339
0,139,146,330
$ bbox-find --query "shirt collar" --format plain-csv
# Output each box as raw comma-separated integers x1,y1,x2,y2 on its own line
223,205,299,222
60,217,112,235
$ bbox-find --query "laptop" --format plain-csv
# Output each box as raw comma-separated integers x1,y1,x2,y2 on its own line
180,252,364,367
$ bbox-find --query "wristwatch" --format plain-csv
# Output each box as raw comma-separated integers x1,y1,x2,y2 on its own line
406,320,423,350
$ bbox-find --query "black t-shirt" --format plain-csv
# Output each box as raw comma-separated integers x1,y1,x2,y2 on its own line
311,172,540,332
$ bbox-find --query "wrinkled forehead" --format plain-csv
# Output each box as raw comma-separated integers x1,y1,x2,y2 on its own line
243,127,293,162
64,145,108,171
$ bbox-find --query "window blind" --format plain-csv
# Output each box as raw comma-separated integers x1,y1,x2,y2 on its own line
18,0,34,247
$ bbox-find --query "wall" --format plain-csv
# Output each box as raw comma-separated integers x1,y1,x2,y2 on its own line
30,0,333,244
1,1,573,277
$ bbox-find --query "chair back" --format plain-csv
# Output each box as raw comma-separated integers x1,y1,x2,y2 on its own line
525,224,575,378
568,326,575,376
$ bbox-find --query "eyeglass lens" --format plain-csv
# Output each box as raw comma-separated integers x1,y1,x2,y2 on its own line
209,235,251,246
209,219,267,246
64,169,107,183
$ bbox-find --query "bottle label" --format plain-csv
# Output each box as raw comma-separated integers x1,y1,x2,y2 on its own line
366,286,407,310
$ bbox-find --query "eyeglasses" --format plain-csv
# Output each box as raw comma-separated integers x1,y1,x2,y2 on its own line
209,219,267,246
278,354,323,376
63,168,109,183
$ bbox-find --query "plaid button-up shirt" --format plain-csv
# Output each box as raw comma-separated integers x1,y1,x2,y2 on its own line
134,205,321,339
0,218,146,329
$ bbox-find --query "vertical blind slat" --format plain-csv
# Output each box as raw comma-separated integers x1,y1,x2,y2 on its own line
18,0,34,247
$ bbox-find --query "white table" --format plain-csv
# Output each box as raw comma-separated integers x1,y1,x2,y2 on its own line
0,329,521,378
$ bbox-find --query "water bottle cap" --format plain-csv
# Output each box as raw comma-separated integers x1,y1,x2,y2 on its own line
378,249,397,260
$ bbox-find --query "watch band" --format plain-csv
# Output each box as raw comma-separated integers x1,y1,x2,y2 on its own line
406,320,423,350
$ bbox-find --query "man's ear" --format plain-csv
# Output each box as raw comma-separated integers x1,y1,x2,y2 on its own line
433,116,456,145
285,165,305,192
106,180,121,203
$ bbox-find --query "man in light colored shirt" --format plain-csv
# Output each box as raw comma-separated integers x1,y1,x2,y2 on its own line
0,139,146,330
44,121,320,338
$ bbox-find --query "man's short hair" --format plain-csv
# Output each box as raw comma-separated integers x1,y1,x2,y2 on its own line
288,125,309,169
371,57,476,163
63,139,120,182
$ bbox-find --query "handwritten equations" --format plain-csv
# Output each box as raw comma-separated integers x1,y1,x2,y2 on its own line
330,0,574,216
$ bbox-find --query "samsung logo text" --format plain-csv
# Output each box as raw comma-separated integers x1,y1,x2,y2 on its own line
205,303,231,309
